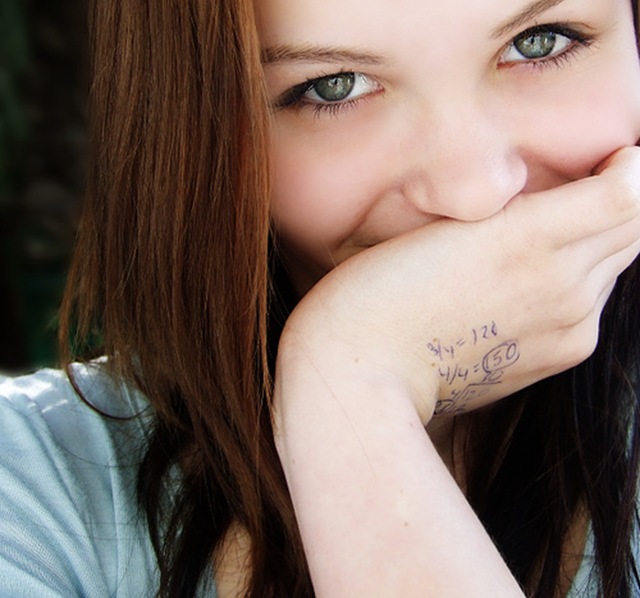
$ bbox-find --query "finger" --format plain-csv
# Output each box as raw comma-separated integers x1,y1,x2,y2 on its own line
565,209,640,280
588,236,640,293
592,145,640,175
507,147,640,249
556,277,617,370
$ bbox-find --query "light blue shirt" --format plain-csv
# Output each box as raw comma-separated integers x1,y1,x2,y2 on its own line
0,363,619,596
0,363,218,597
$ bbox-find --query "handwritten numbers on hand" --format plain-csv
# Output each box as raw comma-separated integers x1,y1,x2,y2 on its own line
432,324,520,416
472,321,499,345
482,340,519,372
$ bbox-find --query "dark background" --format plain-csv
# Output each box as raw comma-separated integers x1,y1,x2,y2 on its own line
1,0,86,372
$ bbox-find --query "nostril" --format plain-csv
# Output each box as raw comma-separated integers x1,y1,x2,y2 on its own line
403,155,527,222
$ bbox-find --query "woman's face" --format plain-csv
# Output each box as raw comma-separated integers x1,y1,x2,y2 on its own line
256,0,640,295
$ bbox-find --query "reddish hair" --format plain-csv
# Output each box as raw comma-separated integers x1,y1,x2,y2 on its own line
59,0,640,596
59,0,308,594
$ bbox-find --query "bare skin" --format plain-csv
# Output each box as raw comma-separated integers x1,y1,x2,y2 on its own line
239,0,640,593
215,421,590,598
216,146,640,595
216,524,251,598
273,149,640,597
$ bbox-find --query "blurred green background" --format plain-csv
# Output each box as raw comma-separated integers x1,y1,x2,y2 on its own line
1,0,86,372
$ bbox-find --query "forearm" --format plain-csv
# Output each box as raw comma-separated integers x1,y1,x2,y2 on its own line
274,323,524,598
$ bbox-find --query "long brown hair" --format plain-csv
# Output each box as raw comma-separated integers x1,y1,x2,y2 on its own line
59,0,308,595
60,0,640,596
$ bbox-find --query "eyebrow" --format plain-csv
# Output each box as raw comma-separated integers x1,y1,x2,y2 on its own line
491,0,569,38
263,0,572,66
261,44,388,66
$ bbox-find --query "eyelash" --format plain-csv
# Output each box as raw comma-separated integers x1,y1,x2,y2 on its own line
276,23,595,117
275,71,378,117
499,23,595,70
308,99,361,118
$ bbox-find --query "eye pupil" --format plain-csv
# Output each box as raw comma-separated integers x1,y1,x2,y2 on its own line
515,31,557,59
314,73,355,102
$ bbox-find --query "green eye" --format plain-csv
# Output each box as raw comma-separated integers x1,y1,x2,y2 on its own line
499,24,590,66
312,73,356,102
276,71,381,114
514,31,557,59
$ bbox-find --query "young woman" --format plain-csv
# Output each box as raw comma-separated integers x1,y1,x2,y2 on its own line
1,0,640,596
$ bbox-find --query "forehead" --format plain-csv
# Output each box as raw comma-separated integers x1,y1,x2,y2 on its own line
254,0,577,44
253,0,611,77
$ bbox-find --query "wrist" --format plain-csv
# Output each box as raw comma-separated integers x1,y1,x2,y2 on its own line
275,305,439,429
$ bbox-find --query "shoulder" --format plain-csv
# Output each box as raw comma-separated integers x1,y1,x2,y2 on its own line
568,509,640,597
0,362,152,462
0,363,160,597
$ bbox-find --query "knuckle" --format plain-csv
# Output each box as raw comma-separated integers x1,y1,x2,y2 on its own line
559,319,600,370
603,159,640,220
552,279,601,331
556,299,589,330
618,179,640,213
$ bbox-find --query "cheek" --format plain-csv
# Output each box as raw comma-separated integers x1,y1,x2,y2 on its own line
269,123,392,256
520,56,640,181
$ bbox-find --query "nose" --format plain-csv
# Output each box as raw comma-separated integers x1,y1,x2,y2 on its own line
403,100,528,221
